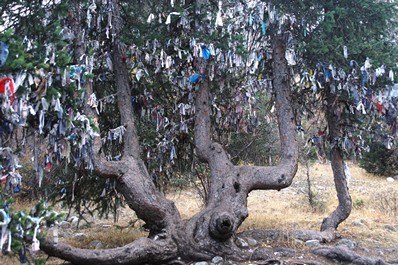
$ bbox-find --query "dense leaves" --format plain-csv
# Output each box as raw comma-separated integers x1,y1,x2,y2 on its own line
360,142,398,176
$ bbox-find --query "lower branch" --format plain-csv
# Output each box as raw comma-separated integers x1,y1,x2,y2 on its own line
240,228,334,242
313,246,389,265
40,237,178,265
240,159,298,192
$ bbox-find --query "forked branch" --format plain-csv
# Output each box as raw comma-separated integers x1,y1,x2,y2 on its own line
240,33,298,192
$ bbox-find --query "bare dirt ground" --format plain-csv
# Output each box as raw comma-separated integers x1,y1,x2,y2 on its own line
1,162,398,264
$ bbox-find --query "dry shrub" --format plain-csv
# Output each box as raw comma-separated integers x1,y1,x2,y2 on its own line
372,188,398,218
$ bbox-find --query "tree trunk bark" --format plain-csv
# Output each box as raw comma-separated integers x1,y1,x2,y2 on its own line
170,33,299,261
320,85,352,236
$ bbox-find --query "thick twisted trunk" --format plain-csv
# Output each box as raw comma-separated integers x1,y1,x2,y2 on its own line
320,85,352,236
172,33,298,260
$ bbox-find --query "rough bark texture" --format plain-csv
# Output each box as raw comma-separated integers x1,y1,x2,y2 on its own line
320,85,352,235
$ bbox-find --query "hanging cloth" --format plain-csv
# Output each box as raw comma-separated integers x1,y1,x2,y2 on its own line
215,1,223,27
0,78,15,105
0,42,9,67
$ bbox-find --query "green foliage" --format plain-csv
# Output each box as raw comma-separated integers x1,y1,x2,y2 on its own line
0,190,63,262
278,0,398,168
353,198,365,209
279,0,398,67
42,161,125,224
360,142,398,176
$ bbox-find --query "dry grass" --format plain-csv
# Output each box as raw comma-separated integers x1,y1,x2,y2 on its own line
1,162,397,264
239,163,398,248
167,162,398,251
63,226,148,249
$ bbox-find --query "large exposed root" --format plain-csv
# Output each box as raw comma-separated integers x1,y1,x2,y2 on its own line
40,237,178,265
312,246,389,265
240,228,335,242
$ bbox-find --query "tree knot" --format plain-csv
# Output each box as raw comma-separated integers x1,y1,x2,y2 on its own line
209,212,235,240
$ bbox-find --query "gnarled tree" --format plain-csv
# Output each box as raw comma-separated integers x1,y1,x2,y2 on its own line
1,0,397,264
40,1,300,263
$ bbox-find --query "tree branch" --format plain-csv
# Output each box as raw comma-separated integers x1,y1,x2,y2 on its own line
112,1,141,159
116,159,181,233
67,1,123,180
194,78,234,174
240,33,299,192
40,237,178,265
67,0,181,232
240,228,334,243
